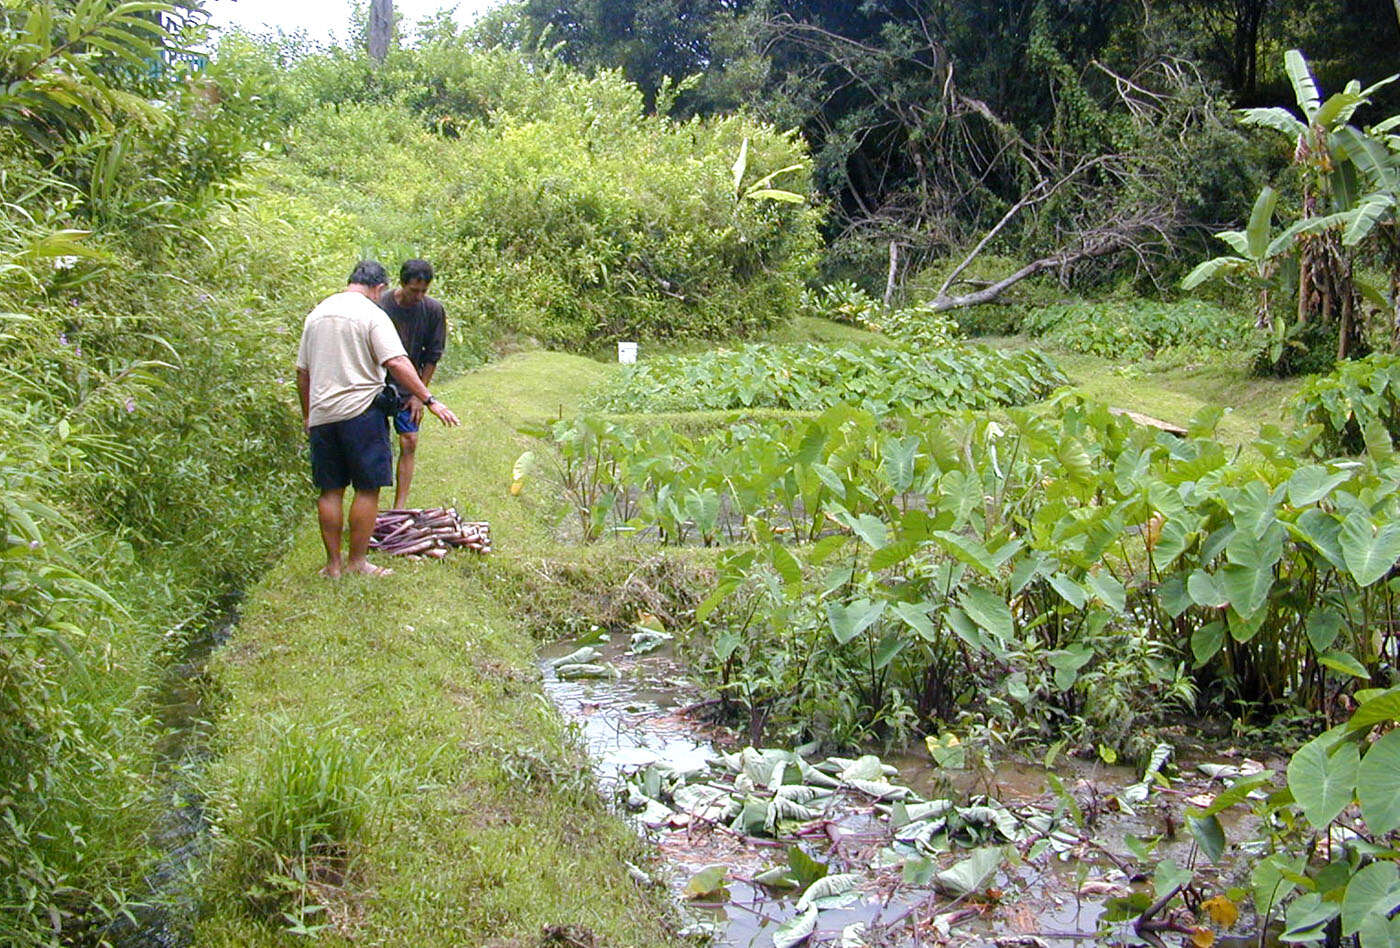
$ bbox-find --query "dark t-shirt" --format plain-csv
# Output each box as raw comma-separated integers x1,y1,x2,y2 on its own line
377,289,446,373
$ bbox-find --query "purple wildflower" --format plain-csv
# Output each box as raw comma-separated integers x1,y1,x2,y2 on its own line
124,396,136,413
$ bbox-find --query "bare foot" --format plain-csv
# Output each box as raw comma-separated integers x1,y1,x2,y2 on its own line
345,561,393,577
319,564,342,578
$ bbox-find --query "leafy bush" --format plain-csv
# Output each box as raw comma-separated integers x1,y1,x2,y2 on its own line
1291,352,1400,455
271,63,821,349
801,280,882,326
0,14,312,939
1019,298,1254,360
587,343,1065,414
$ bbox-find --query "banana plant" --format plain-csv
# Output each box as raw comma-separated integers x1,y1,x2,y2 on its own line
1222,50,1399,363
1183,187,1347,360
731,138,806,204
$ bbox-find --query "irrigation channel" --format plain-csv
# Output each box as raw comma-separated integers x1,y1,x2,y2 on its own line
539,632,1285,948
107,601,237,948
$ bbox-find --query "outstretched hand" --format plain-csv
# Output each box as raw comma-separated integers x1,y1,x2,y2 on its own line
428,400,460,427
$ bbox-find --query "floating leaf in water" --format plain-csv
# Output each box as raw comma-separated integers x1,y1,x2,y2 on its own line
797,872,860,911
840,922,869,947
628,628,672,655
789,845,828,890
767,796,821,832
754,865,799,889
549,646,602,667
684,865,729,900
554,662,619,680
771,905,818,948
934,846,1005,897
848,777,916,801
672,785,737,823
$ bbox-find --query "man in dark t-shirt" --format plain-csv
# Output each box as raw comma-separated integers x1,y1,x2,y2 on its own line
377,259,447,509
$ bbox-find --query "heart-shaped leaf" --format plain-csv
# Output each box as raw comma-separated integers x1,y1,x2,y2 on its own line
1340,513,1400,587
1358,728,1400,834
1287,733,1359,829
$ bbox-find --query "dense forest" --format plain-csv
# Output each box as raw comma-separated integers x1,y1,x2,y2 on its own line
3,1,1400,946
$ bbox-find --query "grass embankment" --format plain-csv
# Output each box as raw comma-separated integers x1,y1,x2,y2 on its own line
981,335,1303,447
197,352,687,947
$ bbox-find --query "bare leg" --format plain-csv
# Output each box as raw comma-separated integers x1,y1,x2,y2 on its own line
394,431,418,510
316,488,346,577
345,487,390,575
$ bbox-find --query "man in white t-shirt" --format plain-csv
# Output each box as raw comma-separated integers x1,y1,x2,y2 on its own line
296,260,460,577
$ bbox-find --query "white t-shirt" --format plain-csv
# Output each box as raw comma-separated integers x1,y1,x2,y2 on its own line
296,290,408,427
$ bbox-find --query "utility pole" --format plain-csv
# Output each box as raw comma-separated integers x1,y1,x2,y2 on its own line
369,0,392,62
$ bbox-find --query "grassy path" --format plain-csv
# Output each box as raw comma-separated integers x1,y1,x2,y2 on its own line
196,352,685,946
982,336,1303,447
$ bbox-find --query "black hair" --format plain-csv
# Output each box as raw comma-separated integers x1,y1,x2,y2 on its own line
400,258,434,284
348,260,388,287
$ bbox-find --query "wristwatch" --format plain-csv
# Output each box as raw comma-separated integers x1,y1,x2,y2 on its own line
423,394,436,406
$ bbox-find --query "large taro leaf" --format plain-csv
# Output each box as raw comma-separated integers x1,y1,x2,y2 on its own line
1359,914,1400,948
772,905,818,948
1284,893,1342,943
796,872,860,911
1219,563,1273,618
1339,512,1400,587
933,846,1005,897
960,584,1013,645
1288,465,1353,506
1349,687,1400,732
1305,606,1345,654
1287,731,1359,829
1357,728,1400,834
1342,860,1400,936
827,599,886,645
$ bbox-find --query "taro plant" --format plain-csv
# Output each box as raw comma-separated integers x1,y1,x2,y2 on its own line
1291,352,1400,455
1223,686,1400,946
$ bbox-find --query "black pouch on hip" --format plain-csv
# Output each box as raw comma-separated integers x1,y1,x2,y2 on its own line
372,381,404,414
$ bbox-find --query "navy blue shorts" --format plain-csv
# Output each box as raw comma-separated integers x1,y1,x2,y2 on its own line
308,406,393,491
393,405,420,435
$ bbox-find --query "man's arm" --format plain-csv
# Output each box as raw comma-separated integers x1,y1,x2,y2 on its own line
297,368,311,430
407,363,436,425
385,355,459,427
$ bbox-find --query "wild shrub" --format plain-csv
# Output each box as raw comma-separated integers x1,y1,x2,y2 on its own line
270,65,820,349
0,13,311,939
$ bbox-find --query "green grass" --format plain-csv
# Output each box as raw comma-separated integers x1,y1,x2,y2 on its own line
197,351,683,946
981,335,1304,448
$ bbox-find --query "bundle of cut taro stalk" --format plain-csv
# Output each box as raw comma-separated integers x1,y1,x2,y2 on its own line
371,508,491,557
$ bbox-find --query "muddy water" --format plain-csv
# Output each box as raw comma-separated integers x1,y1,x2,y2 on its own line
540,635,1276,947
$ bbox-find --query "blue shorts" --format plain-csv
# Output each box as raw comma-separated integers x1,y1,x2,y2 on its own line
393,405,420,435
308,406,393,491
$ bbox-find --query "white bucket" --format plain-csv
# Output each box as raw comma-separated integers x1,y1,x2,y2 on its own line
617,341,638,364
